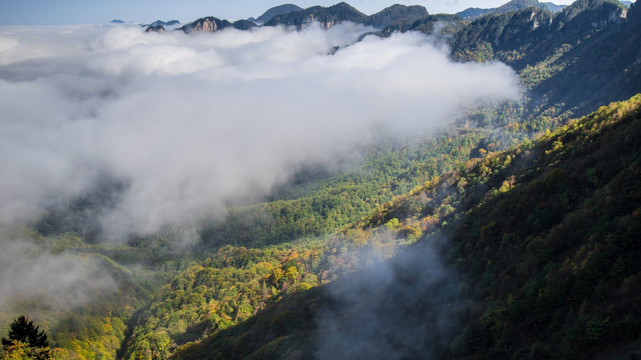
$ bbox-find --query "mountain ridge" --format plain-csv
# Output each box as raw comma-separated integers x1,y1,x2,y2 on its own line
264,2,367,29
253,4,303,24
179,16,256,33
456,0,564,20
3,1,641,359
169,93,641,359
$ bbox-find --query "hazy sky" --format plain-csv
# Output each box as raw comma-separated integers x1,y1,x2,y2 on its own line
0,0,581,25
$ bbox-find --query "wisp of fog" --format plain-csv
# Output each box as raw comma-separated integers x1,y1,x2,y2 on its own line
316,238,464,359
0,239,116,308
0,22,520,242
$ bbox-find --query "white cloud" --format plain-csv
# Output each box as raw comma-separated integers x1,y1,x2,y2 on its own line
0,238,116,308
0,23,520,240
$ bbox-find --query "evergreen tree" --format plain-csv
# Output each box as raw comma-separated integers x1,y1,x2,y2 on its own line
1,316,50,360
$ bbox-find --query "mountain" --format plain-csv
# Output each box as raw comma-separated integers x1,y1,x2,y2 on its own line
179,17,257,33
170,92,641,360
142,19,180,27
178,3,367,33
450,0,637,114
541,1,567,12
456,7,494,20
451,0,629,67
110,19,125,24
179,17,230,33
254,4,303,24
261,3,429,30
528,0,639,112
145,25,165,33
264,2,367,29
4,1,641,359
494,0,548,13
550,0,627,30
230,19,258,30
379,13,465,37
143,20,180,33
456,0,558,20
364,4,428,28
120,0,641,350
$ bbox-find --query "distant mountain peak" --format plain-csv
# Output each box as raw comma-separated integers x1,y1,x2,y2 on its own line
553,0,628,28
179,17,257,33
457,0,558,20
141,20,180,29
254,4,303,24
541,1,567,12
145,25,165,33
328,2,362,11
366,4,428,28
264,2,367,29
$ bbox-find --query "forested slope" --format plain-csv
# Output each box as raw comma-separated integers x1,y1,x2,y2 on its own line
173,95,641,359
2,2,641,359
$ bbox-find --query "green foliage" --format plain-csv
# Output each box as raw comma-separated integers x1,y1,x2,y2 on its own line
379,14,465,37
519,44,572,88
3,3,641,358
450,0,638,117
198,131,491,250
178,94,641,360
0,231,182,360
445,95,641,358
122,242,328,359
365,4,427,28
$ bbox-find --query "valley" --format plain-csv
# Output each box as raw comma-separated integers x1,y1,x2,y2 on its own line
1,0,640,359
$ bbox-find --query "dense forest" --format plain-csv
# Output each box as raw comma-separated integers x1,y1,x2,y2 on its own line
1,0,641,359
162,93,641,360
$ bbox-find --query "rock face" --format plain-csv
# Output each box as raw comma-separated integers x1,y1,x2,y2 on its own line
183,17,229,32
179,17,257,34
551,0,628,31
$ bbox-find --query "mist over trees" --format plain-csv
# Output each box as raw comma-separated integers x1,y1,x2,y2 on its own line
1,0,640,359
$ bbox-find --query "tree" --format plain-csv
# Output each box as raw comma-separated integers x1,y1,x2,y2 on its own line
1,316,50,360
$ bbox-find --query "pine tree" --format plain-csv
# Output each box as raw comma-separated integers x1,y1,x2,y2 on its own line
1,316,50,360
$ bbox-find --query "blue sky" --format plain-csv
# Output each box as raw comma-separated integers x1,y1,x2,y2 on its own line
0,0,580,25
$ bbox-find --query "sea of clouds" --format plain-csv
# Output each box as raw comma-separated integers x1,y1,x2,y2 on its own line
0,22,520,241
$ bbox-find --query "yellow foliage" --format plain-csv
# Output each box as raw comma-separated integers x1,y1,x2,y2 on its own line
285,266,299,281
498,180,512,193
346,228,368,246
286,251,299,261
297,282,313,291
400,223,422,241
